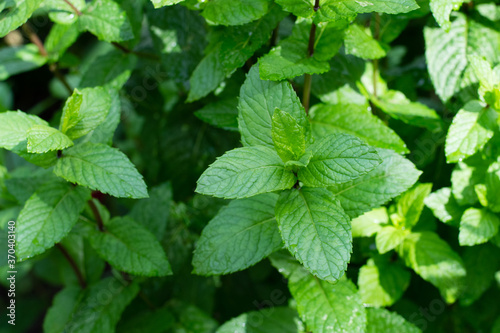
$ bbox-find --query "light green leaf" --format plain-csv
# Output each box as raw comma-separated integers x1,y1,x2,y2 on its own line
451,156,489,206
459,208,500,246
201,0,270,26
351,207,387,238
16,181,90,260
193,194,282,275
344,24,386,60
358,257,411,307
27,125,73,153
0,0,45,37
0,110,47,150
272,108,306,163
151,0,184,8
194,98,239,131
331,148,422,218
392,183,433,229
424,187,464,226
238,65,308,148
45,23,81,61
397,231,466,303
53,142,148,199
445,101,497,163
43,278,139,333
298,133,381,187
376,226,408,254
477,161,500,213
0,44,47,81
270,254,366,333
276,188,351,282
79,50,137,89
429,0,464,31
89,217,171,276
216,307,298,333
469,55,497,97
196,146,296,199
79,0,134,42
60,87,112,140
366,308,421,333
310,103,408,154
42,0,86,24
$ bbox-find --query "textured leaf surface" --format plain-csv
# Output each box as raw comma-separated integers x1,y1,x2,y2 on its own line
0,0,45,37
216,307,298,333
270,254,366,333
0,44,47,81
238,66,308,148
445,101,497,163
366,308,420,333
27,125,73,153
459,208,500,246
0,110,47,150
201,0,270,26
196,146,296,199
193,193,282,275
89,217,171,276
54,142,148,199
276,188,351,282
359,258,411,307
79,0,134,42
398,231,466,303
272,109,306,163
310,103,408,153
331,148,421,218
43,278,139,333
16,181,90,260
298,133,381,187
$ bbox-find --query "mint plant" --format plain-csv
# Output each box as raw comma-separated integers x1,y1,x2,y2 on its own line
1,0,500,332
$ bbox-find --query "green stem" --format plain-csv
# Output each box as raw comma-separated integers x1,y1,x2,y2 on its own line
302,0,320,115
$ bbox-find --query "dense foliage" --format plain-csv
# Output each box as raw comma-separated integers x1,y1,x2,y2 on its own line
1,0,500,332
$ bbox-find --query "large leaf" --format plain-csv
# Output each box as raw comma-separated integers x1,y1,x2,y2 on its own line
53,142,148,199
201,0,270,26
0,0,45,37
16,181,90,260
270,254,366,333
238,65,308,148
0,110,47,150
310,103,408,154
330,148,422,218
196,146,296,199
275,188,351,282
458,208,500,246
27,125,73,153
397,231,466,303
193,193,282,275
445,101,497,163
0,44,47,80
89,217,172,276
216,307,298,333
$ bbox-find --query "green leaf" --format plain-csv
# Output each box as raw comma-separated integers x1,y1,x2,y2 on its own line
451,156,489,206
79,0,134,42
298,133,381,187
424,187,464,226
445,101,497,163
477,161,500,213
344,24,386,60
26,125,73,153
458,208,500,246
43,0,86,24
258,19,345,80
275,188,351,282
0,0,45,37
89,217,171,276
216,307,298,333
201,0,270,26
60,87,112,140
392,183,433,229
238,65,308,148
0,44,47,81
310,103,408,154
4,167,56,203
116,307,175,333
366,308,421,333
397,231,466,303
272,109,306,163
16,181,90,260
331,148,422,218
45,23,81,61
196,146,296,199
194,98,239,131
193,193,282,275
270,254,366,333
53,142,148,199
469,54,498,97
43,278,139,333
429,0,464,31
0,110,47,150
359,257,410,308
79,50,137,89
351,207,387,238
376,226,408,254
151,0,184,8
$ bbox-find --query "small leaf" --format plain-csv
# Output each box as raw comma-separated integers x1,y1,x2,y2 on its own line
53,142,148,199
272,108,306,163
451,156,489,206
344,24,386,60
216,307,298,333
0,45,47,80
45,23,81,61
79,50,137,89
201,0,270,26
27,125,73,153
376,226,408,254
194,98,239,131
459,208,500,246
351,208,387,238
424,187,464,226
366,308,421,333
196,146,296,199
150,0,184,8
429,0,464,31
0,110,47,150
392,183,433,229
